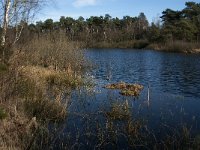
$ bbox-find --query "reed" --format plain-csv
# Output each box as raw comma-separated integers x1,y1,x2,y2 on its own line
148,41,200,53
0,32,87,149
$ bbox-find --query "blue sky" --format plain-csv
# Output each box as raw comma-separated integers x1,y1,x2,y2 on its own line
37,0,199,22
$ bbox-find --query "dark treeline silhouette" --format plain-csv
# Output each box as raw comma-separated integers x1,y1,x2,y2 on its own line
23,1,200,51
27,12,149,48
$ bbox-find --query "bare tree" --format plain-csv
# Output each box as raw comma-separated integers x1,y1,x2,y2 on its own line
1,0,11,47
0,0,44,47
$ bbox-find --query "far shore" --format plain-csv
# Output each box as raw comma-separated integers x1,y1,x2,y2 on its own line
85,40,200,54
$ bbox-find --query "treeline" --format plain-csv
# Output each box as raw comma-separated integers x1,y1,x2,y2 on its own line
14,1,200,51
149,2,200,42
28,12,149,48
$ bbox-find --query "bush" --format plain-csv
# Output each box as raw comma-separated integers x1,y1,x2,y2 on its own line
11,33,86,74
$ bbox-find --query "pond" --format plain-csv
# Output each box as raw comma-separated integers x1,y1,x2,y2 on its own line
52,49,200,149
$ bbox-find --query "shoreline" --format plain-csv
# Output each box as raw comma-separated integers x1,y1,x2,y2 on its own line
85,41,200,54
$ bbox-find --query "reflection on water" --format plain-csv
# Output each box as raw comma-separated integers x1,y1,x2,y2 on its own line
52,49,200,149
88,49,200,98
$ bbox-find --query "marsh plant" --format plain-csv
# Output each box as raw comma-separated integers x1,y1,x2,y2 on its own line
0,32,88,149
46,86,200,150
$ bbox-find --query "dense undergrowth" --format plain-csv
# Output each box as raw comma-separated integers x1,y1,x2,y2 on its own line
0,33,88,149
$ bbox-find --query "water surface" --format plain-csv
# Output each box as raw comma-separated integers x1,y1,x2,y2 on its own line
54,49,200,149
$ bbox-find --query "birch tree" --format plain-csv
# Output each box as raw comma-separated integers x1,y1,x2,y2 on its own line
0,0,43,47
1,0,10,47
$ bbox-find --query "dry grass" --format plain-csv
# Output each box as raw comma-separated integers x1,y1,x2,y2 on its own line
148,41,200,53
104,82,144,97
106,101,130,120
0,33,87,149
18,65,83,89
13,33,86,73
0,103,37,150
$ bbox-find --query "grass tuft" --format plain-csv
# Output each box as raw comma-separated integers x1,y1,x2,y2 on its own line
106,101,130,120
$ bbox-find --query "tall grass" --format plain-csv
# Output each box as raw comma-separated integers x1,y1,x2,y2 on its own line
0,32,88,149
148,41,200,53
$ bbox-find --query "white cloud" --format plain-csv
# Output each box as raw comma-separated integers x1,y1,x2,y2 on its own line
73,0,98,8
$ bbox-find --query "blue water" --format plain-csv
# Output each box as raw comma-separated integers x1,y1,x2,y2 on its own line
87,49,200,98
52,49,200,149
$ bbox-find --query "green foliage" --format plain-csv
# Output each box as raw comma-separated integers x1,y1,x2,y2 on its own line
28,12,149,47
44,19,54,31
26,2,200,51
160,2,200,43
148,23,162,43
0,107,7,120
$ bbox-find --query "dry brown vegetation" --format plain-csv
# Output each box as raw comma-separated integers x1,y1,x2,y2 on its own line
104,82,144,97
148,41,200,53
0,33,87,149
0,103,37,150
106,101,131,120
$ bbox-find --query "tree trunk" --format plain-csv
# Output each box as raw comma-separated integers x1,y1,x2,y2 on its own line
1,0,11,47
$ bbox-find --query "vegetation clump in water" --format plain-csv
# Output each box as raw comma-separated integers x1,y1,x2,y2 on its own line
104,82,143,97
106,101,130,120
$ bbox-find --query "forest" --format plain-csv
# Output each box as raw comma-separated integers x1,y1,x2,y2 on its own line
24,1,200,52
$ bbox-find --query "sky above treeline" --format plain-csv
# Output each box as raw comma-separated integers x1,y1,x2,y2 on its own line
38,0,199,22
